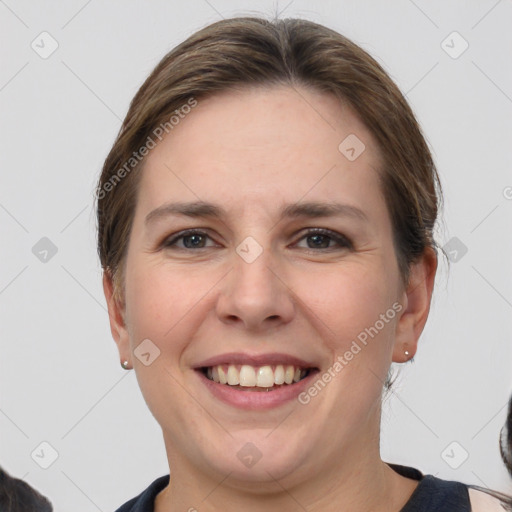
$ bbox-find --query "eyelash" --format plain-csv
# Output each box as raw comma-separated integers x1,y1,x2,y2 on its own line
161,228,353,251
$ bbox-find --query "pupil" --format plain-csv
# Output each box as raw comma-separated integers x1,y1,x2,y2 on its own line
308,234,329,248
184,234,204,248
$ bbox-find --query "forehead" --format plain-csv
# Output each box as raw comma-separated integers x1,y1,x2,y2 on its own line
137,85,387,221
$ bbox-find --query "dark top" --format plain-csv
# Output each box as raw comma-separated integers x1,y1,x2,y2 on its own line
114,464,471,512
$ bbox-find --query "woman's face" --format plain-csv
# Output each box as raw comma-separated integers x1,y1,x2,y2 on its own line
106,86,434,485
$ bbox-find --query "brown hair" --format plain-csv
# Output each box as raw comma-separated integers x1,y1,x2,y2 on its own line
97,16,441,300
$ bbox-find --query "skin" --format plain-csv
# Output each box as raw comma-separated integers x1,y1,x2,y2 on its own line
104,85,437,512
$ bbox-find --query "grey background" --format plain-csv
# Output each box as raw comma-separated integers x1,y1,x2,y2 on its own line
1,0,511,510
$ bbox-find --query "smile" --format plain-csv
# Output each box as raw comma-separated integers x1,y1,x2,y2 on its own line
194,353,320,408
202,364,310,391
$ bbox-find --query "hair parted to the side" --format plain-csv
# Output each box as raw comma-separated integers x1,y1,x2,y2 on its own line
97,16,442,306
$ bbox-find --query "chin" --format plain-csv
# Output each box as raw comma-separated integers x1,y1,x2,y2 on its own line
199,431,313,486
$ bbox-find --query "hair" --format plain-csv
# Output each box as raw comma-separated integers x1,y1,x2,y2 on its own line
97,16,442,303
501,395,512,477
0,466,53,512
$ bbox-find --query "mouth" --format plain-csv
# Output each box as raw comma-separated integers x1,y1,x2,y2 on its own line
193,353,320,409
199,364,312,392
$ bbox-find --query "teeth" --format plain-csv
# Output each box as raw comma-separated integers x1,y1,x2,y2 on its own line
284,365,294,384
227,365,240,385
239,365,256,387
256,366,274,387
205,363,309,388
274,365,285,385
218,365,227,384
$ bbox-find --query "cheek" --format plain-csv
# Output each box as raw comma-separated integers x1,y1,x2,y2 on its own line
122,262,207,424
124,260,217,349
292,260,398,359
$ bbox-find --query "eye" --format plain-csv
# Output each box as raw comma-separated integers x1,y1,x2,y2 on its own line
295,228,353,250
162,230,217,249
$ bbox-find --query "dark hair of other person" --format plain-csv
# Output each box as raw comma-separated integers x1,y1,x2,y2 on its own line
500,395,512,478
0,466,53,512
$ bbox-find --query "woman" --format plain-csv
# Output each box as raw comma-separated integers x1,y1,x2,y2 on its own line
97,17,511,511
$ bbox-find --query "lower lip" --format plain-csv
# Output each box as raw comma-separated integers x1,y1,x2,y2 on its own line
196,370,318,410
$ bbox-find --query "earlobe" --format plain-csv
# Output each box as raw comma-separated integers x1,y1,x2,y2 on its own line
392,247,438,363
102,271,131,366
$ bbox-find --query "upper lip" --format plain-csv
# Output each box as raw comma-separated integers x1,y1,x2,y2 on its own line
194,352,319,369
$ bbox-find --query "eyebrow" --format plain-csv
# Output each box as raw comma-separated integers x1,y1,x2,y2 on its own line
145,200,368,226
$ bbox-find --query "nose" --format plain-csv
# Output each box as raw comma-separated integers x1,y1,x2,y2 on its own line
215,246,295,332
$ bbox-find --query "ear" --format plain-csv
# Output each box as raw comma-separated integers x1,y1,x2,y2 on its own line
103,271,131,366
392,247,438,363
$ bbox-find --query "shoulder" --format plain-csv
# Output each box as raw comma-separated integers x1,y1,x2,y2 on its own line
390,463,502,512
468,488,509,512
391,463,470,510
114,475,169,512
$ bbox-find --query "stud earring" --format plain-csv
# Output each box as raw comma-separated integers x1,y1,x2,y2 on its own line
121,360,130,369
